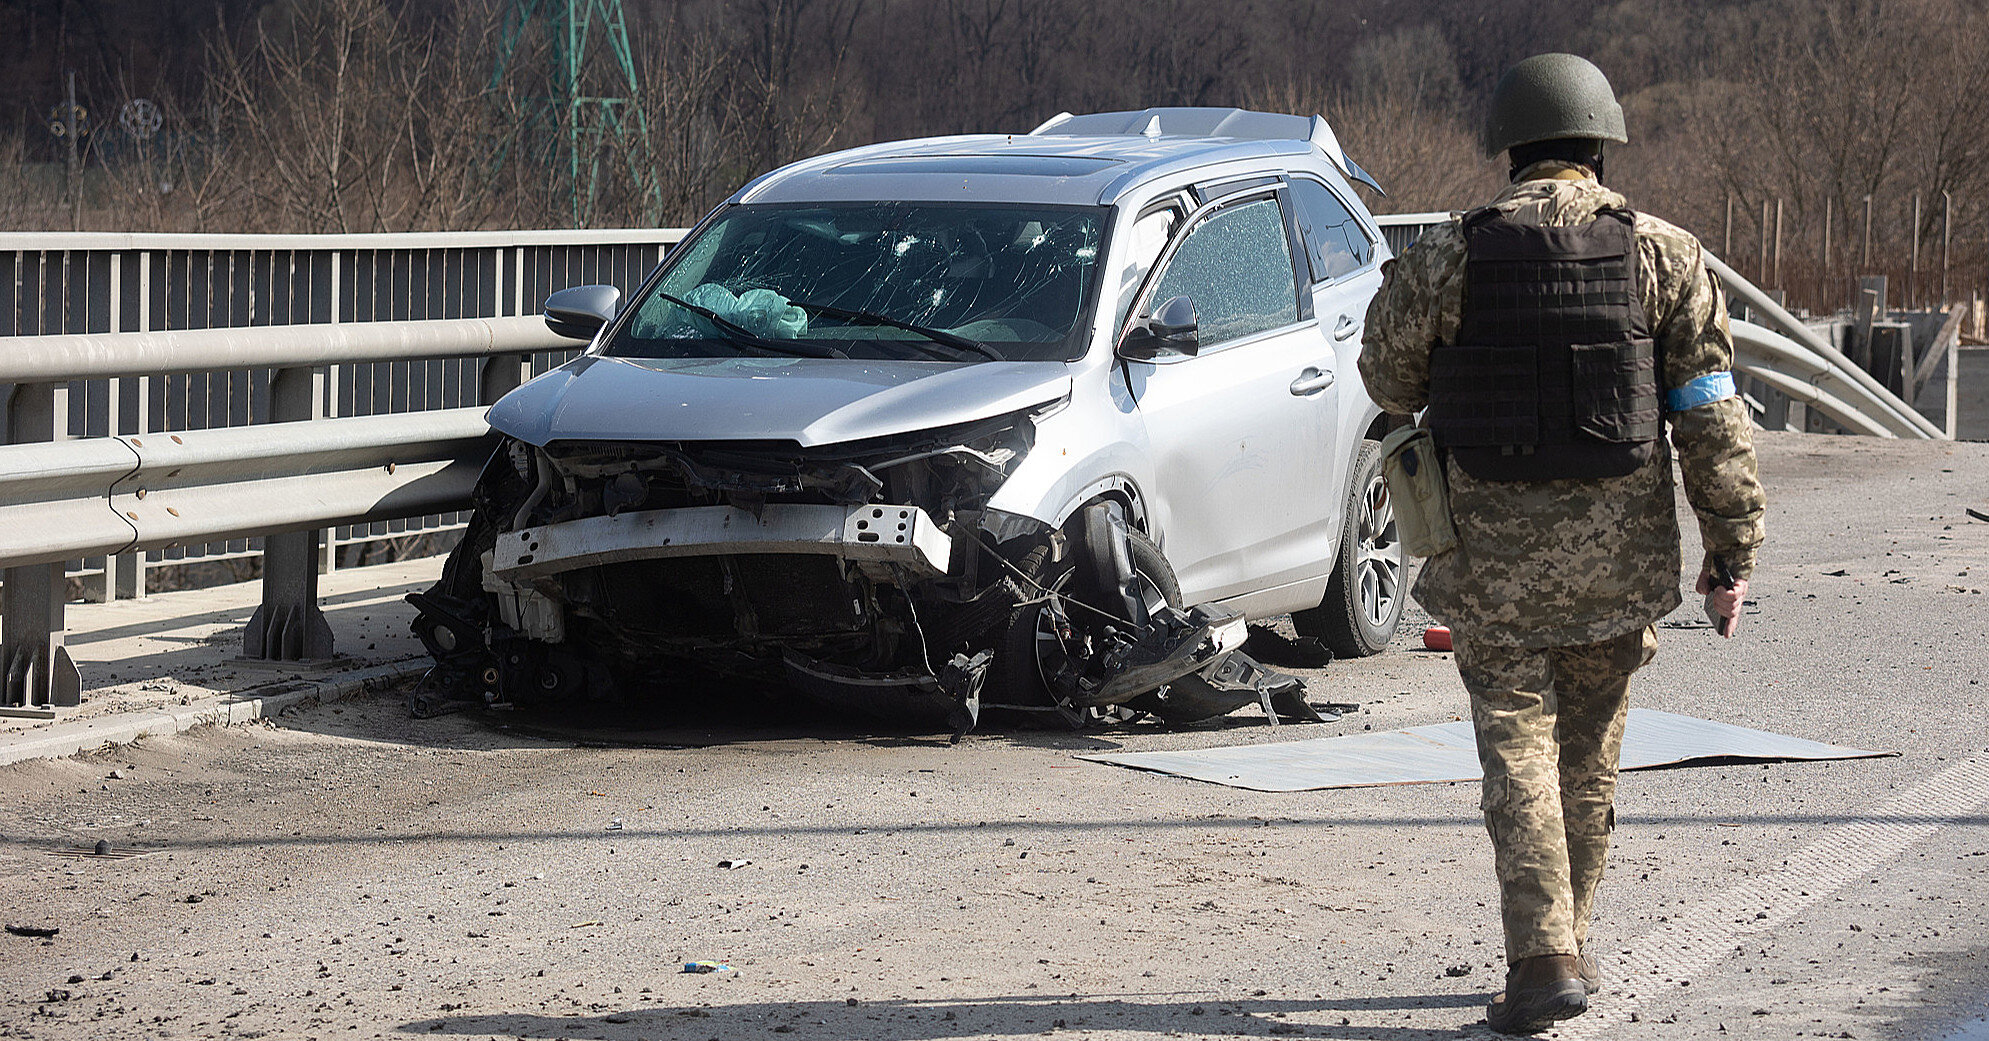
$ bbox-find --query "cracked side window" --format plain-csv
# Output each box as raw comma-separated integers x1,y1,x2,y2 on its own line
1148,197,1298,348
606,202,1105,362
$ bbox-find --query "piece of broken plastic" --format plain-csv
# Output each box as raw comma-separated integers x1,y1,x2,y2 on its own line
683,960,732,973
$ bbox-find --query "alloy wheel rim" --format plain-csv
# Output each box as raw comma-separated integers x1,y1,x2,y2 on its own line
1356,472,1403,630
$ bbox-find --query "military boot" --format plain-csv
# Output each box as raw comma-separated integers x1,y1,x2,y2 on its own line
1485,954,1587,1034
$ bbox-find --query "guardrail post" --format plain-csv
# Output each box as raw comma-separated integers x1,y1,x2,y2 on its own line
479,353,529,405
242,366,335,661
118,253,155,601
1,382,82,715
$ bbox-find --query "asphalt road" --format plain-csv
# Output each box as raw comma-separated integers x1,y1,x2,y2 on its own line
0,430,1984,1041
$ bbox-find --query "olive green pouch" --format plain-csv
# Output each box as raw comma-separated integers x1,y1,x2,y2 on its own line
1379,425,1457,558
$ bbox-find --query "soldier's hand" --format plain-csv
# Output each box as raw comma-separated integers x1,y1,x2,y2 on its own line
1695,566,1747,638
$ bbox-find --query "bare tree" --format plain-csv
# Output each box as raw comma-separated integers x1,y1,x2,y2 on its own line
1247,24,1497,216
712,0,870,174
205,0,408,232
388,1,545,231
0,135,61,229
90,95,245,232
585,13,747,227
201,0,543,233
2,0,1984,318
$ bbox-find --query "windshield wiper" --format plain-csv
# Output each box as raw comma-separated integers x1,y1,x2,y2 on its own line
652,291,847,359
787,300,1004,362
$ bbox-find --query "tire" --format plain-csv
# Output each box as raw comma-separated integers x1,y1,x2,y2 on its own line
1293,438,1405,657
986,525,1181,724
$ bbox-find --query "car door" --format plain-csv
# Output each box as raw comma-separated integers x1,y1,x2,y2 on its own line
1288,175,1384,363
1288,172,1387,542
1118,186,1341,606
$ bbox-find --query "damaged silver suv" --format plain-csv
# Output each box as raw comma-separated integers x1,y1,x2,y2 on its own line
408,107,1405,733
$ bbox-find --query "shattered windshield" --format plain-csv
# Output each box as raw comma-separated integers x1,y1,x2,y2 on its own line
603,202,1106,363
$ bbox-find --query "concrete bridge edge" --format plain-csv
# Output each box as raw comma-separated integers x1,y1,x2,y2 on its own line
0,659,427,768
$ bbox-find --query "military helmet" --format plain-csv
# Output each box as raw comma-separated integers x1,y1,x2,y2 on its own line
1483,53,1627,158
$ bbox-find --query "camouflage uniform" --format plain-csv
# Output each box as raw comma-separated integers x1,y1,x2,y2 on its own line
1360,162,1766,963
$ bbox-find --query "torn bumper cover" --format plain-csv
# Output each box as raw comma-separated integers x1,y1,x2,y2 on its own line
1048,603,1320,725
488,503,953,581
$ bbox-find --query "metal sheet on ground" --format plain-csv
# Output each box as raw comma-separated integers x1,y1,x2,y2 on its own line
1078,708,1892,791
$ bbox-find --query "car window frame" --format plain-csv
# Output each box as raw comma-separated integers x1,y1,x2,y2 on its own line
594,199,1119,365
1287,174,1379,287
1112,193,1191,336
1272,183,1316,322
1119,184,1308,362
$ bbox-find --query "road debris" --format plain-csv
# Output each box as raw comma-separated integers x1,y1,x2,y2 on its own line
1243,625,1334,667
1082,708,1891,791
682,960,732,973
6,924,60,938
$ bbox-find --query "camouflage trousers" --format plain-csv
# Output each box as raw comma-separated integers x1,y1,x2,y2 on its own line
1453,625,1658,963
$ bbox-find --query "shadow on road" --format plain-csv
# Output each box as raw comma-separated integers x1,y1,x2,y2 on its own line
271,665,1351,756
9,808,1980,858
406,991,1498,1040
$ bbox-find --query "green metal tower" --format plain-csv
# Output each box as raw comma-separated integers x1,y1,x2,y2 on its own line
494,0,662,225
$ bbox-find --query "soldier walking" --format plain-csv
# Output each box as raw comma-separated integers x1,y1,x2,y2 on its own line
1359,54,1767,1033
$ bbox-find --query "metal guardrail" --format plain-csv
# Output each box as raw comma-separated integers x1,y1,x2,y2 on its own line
0,316,558,714
1705,252,1945,439
1374,211,1452,259
0,408,494,570
0,228,683,714
1,228,684,600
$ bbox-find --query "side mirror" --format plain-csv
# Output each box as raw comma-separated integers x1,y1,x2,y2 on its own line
544,284,621,341
1117,294,1200,360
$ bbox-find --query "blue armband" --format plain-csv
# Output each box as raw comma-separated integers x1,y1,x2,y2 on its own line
1666,371,1736,412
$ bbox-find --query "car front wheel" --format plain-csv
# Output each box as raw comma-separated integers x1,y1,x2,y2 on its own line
1293,438,1405,657
986,525,1181,726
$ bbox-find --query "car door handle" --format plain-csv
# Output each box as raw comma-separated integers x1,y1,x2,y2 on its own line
1289,367,1336,395
1331,315,1362,341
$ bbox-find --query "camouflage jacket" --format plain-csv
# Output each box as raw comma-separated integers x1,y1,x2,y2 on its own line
1360,162,1766,647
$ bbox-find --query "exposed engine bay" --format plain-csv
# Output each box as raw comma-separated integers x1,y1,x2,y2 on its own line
407,407,1322,737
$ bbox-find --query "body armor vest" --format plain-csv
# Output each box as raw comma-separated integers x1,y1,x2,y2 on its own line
1426,205,1662,482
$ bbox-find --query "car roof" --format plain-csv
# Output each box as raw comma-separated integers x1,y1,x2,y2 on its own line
731,107,1373,208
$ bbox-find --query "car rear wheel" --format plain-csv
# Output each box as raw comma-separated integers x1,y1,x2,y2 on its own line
1293,438,1404,657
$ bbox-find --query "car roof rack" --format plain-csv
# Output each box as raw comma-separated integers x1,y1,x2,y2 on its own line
1029,107,1384,195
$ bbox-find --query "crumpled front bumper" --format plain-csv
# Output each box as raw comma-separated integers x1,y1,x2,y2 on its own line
486,503,954,581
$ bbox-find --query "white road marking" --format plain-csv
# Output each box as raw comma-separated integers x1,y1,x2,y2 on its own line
1554,755,1989,1037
